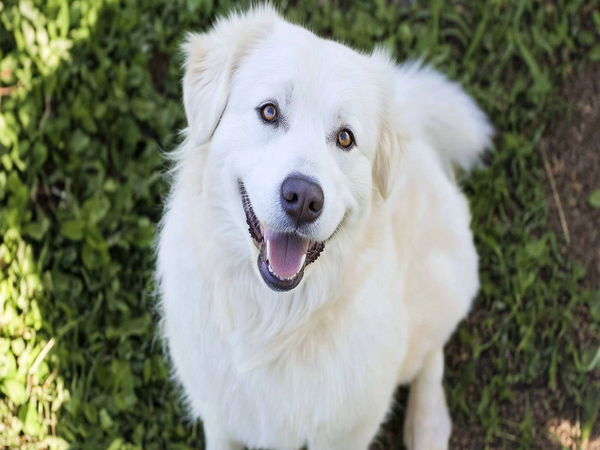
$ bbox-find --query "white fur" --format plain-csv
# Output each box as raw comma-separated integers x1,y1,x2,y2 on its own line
156,6,493,450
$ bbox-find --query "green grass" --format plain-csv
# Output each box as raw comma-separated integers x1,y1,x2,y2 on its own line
1,0,599,449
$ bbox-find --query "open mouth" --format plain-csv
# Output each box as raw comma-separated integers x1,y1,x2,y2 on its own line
240,182,325,292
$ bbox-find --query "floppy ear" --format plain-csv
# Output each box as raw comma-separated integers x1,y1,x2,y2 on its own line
182,6,280,145
370,48,406,200
373,109,405,200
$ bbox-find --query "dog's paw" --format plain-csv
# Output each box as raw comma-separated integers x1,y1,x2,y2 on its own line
403,392,451,450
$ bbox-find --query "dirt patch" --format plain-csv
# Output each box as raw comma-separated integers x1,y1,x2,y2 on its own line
543,63,600,290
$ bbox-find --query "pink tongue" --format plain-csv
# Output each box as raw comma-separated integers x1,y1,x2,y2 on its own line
264,228,310,278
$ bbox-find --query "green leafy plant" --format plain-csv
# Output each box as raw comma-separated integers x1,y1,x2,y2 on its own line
1,0,599,449
590,189,600,209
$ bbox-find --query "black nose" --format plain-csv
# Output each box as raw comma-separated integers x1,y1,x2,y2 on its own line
280,175,324,227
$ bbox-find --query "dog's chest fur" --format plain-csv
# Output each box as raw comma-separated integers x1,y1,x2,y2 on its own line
160,194,411,448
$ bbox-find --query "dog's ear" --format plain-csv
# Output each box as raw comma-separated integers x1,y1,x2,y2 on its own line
182,7,280,145
371,49,405,200
373,109,404,200
370,48,405,200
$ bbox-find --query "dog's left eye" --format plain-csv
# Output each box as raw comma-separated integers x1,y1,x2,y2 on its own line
337,129,354,149
261,104,278,122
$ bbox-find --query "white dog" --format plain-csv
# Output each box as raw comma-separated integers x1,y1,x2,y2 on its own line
156,5,492,450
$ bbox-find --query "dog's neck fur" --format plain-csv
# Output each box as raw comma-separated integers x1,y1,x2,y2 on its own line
207,204,358,371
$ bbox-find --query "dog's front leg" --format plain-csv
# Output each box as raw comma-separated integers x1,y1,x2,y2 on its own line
403,349,451,450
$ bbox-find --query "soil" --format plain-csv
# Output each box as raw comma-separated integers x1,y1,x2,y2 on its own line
543,63,600,291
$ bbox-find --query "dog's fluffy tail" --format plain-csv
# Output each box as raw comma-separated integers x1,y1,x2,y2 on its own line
395,62,493,172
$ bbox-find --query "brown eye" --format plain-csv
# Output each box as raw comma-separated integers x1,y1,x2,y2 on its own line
337,129,354,149
261,104,277,122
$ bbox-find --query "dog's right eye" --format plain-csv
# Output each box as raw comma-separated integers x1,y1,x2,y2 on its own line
337,129,355,149
261,104,278,122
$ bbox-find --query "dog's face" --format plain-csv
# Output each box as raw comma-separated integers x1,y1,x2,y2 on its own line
182,9,401,292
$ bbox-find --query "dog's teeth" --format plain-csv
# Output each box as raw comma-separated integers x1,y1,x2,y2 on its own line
300,254,306,267
266,239,271,262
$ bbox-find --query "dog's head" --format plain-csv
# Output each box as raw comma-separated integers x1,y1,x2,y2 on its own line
182,6,403,292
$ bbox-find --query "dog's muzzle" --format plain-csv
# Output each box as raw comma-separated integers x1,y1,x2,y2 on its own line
239,182,325,292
